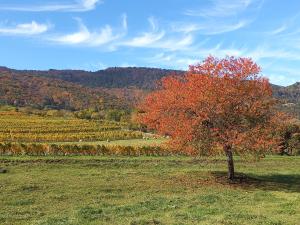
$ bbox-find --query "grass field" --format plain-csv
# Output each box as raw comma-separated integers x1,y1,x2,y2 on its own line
0,155,299,225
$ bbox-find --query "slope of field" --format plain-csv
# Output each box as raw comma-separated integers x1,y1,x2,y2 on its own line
0,156,299,225
0,111,142,142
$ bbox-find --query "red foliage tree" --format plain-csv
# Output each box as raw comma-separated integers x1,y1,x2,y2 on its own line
138,56,283,180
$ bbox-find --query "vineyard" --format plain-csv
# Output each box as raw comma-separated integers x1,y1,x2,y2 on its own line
0,111,143,143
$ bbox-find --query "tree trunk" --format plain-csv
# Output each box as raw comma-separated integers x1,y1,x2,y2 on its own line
224,145,234,180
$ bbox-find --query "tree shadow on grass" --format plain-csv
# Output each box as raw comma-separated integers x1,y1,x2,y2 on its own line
211,171,300,193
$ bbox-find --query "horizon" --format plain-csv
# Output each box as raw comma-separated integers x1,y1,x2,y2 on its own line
0,0,300,86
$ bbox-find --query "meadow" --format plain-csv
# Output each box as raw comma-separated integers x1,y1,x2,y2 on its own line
0,155,299,225
0,108,299,225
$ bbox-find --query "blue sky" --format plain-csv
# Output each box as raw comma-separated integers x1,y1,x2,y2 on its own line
0,0,299,86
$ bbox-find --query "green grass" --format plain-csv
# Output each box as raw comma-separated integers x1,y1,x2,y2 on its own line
0,155,299,225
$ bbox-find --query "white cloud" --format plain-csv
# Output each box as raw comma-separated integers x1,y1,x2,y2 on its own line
150,53,175,62
47,15,194,51
247,46,300,61
0,21,49,35
153,34,194,51
147,53,198,70
268,24,287,35
121,17,165,47
205,45,244,57
148,17,157,30
120,17,194,51
172,20,250,35
181,42,300,62
168,40,244,58
122,14,128,31
147,43,286,70
122,32,194,51
192,44,300,62
0,0,102,12
206,21,250,35
122,31,165,47
178,0,261,36
50,18,125,47
184,0,257,18
266,14,300,38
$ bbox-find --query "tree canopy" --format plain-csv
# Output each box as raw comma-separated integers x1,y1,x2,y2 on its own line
138,56,284,179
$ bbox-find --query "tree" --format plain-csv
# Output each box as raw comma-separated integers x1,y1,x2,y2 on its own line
138,56,283,180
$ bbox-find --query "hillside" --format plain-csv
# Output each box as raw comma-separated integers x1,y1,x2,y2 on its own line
272,82,300,118
1,66,300,114
0,66,184,89
273,82,300,102
0,70,128,111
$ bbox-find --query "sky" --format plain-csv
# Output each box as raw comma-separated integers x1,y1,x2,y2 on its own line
0,0,300,86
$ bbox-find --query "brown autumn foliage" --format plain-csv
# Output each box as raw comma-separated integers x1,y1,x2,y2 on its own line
138,56,286,179
0,71,128,110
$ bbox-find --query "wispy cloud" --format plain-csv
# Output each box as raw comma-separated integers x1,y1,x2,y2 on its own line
49,16,126,47
0,21,49,35
122,30,165,47
268,24,287,35
184,0,259,18
146,40,300,73
155,34,194,51
120,17,193,51
178,0,262,35
122,13,128,31
0,0,102,12
43,15,194,51
264,14,300,44
192,44,300,62
149,43,241,68
247,46,300,61
121,17,165,47
172,20,250,35
147,53,198,70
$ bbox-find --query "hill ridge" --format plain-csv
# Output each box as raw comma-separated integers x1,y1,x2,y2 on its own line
0,66,300,116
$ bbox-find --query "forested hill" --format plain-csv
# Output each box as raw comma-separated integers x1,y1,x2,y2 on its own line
0,66,184,89
273,82,300,102
0,66,300,113
0,69,129,110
